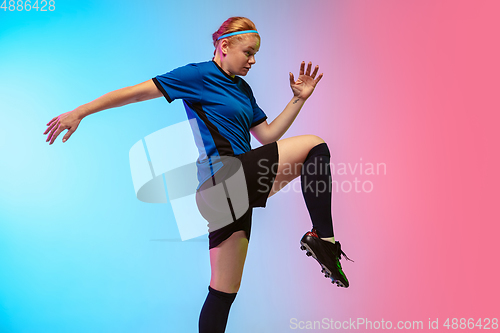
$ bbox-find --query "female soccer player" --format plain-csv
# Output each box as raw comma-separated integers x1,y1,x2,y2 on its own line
44,16,352,333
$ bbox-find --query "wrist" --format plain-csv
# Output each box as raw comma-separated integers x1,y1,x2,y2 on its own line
292,96,307,103
73,105,89,120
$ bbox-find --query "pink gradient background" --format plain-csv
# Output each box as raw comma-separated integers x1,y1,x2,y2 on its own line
238,0,500,330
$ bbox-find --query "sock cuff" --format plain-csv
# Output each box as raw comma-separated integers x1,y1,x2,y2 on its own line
208,286,237,303
305,142,330,161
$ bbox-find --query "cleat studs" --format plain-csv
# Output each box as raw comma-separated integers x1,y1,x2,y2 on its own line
300,246,306,250
306,252,312,257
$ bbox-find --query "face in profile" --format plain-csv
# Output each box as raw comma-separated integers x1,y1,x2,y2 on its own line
224,35,260,77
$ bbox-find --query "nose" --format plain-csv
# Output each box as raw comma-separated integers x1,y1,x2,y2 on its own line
248,55,256,65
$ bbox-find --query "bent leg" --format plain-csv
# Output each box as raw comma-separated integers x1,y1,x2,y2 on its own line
268,135,334,238
268,135,325,197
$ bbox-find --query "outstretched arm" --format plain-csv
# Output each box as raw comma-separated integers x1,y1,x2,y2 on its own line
250,61,323,144
44,79,162,145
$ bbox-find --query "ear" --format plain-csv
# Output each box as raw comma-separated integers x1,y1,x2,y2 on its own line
220,39,230,56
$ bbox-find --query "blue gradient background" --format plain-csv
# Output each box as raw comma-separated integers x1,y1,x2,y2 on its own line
1,0,499,332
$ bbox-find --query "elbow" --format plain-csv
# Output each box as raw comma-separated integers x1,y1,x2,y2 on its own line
261,135,279,145
251,122,279,145
265,131,282,144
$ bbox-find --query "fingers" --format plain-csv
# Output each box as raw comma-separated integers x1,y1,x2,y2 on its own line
305,62,312,76
46,121,63,145
46,121,56,142
44,121,57,135
299,61,321,79
49,126,64,145
46,123,58,144
44,116,58,134
46,116,57,126
289,72,295,86
311,65,319,79
62,130,73,143
314,73,324,85
45,112,81,144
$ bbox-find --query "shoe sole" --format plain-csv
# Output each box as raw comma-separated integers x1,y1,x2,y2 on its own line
300,241,347,288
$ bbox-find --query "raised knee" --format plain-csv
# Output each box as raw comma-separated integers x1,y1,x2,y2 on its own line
305,138,330,160
307,135,325,146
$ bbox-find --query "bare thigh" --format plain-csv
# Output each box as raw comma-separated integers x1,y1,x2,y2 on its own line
268,135,325,198
209,230,248,294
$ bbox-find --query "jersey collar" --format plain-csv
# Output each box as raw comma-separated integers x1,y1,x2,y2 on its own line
212,59,238,83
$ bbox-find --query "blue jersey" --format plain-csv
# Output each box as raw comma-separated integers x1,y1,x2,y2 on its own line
152,60,268,189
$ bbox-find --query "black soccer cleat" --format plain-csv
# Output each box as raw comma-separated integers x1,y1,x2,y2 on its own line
300,229,353,288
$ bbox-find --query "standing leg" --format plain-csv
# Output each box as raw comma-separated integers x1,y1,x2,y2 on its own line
199,230,248,333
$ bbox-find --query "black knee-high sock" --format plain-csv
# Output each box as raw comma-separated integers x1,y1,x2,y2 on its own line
199,286,237,333
300,143,334,238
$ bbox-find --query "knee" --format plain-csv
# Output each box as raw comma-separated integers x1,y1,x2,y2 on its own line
229,282,241,293
214,282,240,294
306,135,325,146
305,139,330,161
226,278,242,293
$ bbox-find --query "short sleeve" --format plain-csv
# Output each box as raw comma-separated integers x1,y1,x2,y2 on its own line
152,63,202,103
249,92,267,128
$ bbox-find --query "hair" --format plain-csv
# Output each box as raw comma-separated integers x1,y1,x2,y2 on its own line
212,17,260,51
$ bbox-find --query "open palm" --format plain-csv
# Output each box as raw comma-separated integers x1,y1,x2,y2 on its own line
289,61,324,100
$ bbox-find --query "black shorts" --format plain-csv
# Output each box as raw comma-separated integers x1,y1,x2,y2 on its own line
196,141,279,249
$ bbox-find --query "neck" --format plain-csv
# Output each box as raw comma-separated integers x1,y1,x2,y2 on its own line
213,53,235,78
